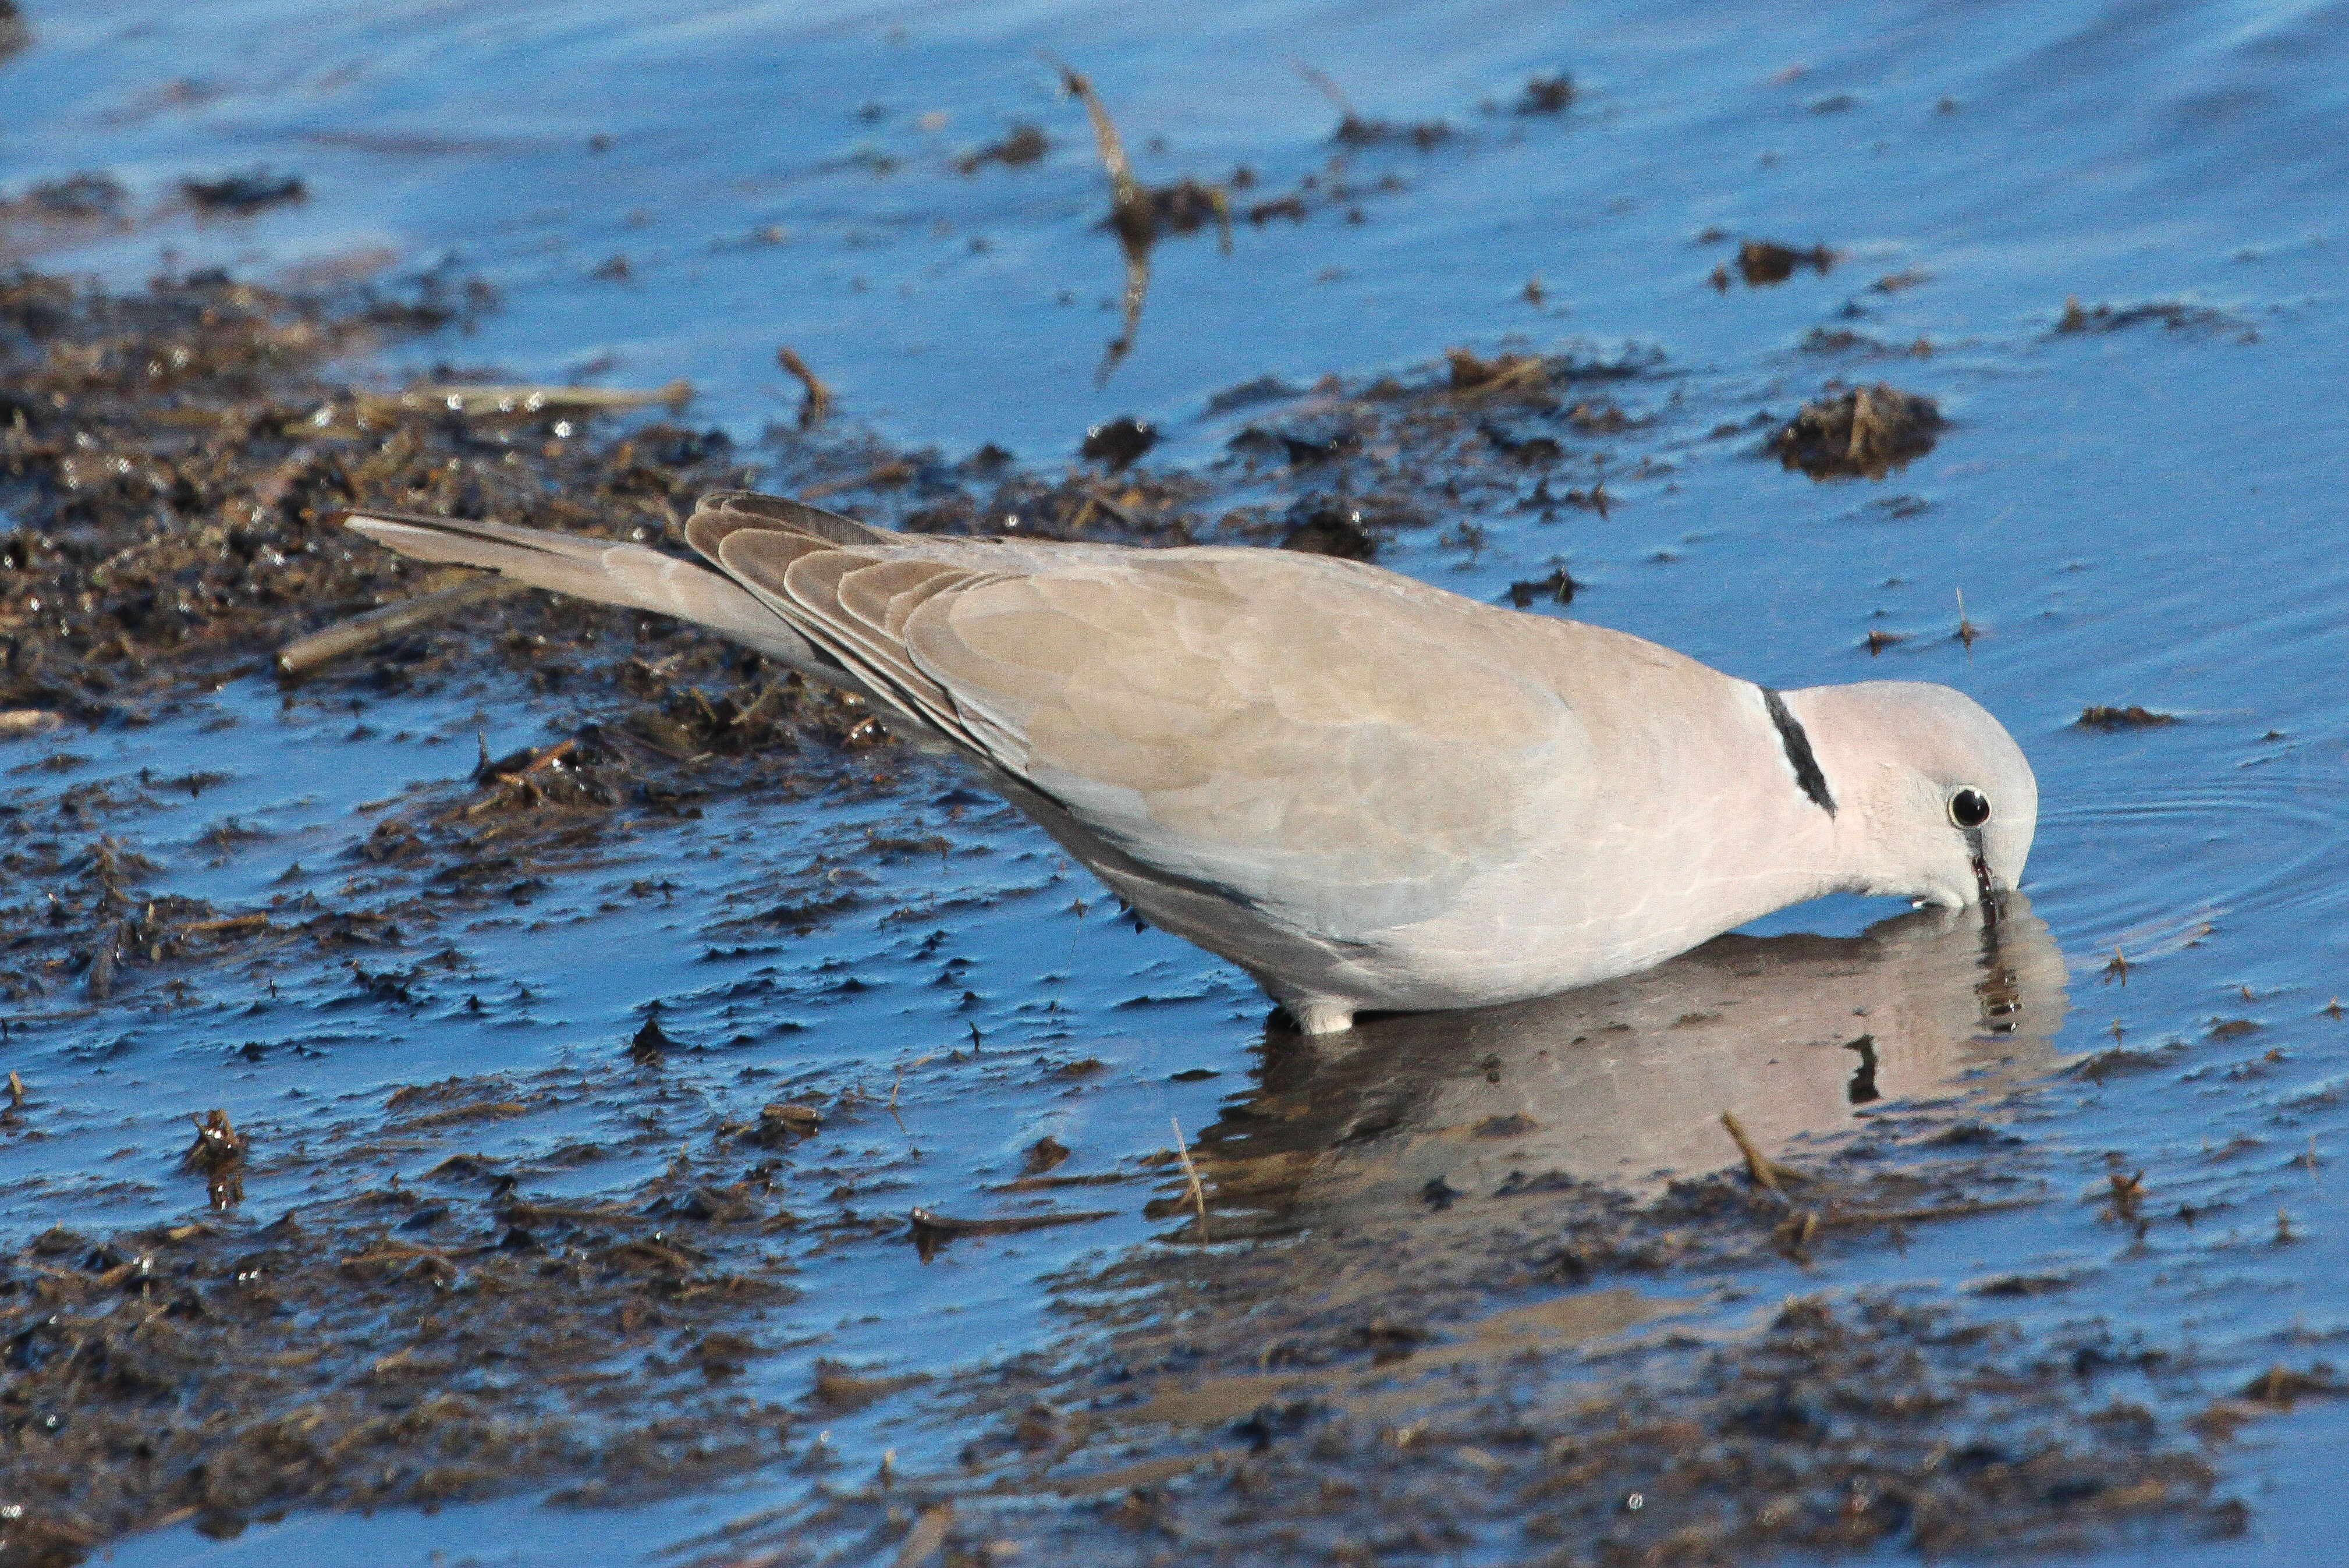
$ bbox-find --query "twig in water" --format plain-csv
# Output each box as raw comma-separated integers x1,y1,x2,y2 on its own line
1048,57,1143,226
1955,587,1978,650
363,379,690,418
1290,60,1358,118
776,346,831,430
1045,55,1154,382
1720,1111,1812,1192
887,1055,932,1136
1085,487,1139,528
276,576,523,677
1816,1195,2045,1229
1775,1208,1821,1262
1170,1115,1209,1242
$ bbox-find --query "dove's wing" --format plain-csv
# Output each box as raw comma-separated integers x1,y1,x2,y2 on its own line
716,536,1594,941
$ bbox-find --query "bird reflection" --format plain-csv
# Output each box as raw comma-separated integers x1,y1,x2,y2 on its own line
1183,895,2068,1235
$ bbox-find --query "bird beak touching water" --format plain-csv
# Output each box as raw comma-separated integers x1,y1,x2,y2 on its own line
1964,826,2003,926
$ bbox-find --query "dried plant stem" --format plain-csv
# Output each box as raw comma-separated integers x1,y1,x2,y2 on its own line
277,576,522,677
776,346,831,430
1720,1111,1812,1192
1170,1115,1209,1243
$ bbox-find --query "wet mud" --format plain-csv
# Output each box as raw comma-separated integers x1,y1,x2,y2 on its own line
0,256,2241,1567
1766,384,1943,481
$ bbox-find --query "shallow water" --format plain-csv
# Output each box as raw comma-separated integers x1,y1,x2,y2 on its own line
8,0,2349,1562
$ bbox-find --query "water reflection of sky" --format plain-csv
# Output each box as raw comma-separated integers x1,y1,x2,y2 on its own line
9,0,2349,1562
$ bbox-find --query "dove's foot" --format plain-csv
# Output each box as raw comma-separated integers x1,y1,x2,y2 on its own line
1283,997,1358,1035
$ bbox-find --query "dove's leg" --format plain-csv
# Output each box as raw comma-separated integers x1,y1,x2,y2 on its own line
1283,996,1358,1035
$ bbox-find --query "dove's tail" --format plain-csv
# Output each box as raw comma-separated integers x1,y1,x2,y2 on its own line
338,508,842,683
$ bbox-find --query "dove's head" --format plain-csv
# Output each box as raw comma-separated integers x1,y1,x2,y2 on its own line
1791,682,2038,910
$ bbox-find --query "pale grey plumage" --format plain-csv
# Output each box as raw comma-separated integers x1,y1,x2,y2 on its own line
342,492,2038,1033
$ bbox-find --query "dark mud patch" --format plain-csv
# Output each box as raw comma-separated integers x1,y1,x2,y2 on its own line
1768,384,1944,480
2077,704,2177,730
1711,239,1835,290
1277,498,1379,560
0,1140,801,1559
0,175,130,230
953,122,1050,176
2054,296,2232,336
0,266,1205,739
180,169,306,217
1205,342,1663,548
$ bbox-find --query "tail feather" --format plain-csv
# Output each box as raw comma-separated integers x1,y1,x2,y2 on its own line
339,508,844,682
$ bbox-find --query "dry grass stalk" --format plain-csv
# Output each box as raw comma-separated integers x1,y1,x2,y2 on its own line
1719,1111,1812,1192
364,379,689,418
890,1502,954,1568
776,346,831,429
182,1108,249,1209
276,576,523,677
1048,57,1151,379
1170,1115,1210,1242
1043,56,1229,380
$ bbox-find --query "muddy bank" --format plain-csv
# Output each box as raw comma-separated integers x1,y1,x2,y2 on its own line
0,261,1698,1561
0,248,2322,1568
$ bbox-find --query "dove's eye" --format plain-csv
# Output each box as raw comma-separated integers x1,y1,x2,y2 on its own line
1947,787,1991,829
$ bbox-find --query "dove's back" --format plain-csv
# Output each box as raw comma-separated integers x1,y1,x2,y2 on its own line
346,492,1867,1030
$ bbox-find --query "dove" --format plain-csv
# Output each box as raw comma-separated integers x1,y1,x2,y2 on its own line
342,491,2036,1034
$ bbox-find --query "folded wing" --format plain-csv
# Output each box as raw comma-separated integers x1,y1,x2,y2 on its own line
346,492,1592,945
705,501,1589,941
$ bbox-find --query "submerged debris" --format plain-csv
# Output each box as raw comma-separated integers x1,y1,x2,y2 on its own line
2055,296,2224,335
180,1108,248,1208
1736,239,1836,285
1445,347,1549,398
181,167,306,214
1078,415,1156,469
1506,566,1578,608
1514,73,1575,115
776,345,832,430
743,1101,823,1146
1768,383,1944,479
1279,498,1378,560
907,1206,1116,1261
0,171,128,225
1482,420,1563,464
2077,705,2177,730
1021,1136,1072,1175
953,121,1049,174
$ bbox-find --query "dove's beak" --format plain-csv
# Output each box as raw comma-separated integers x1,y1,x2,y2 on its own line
1964,827,2005,926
